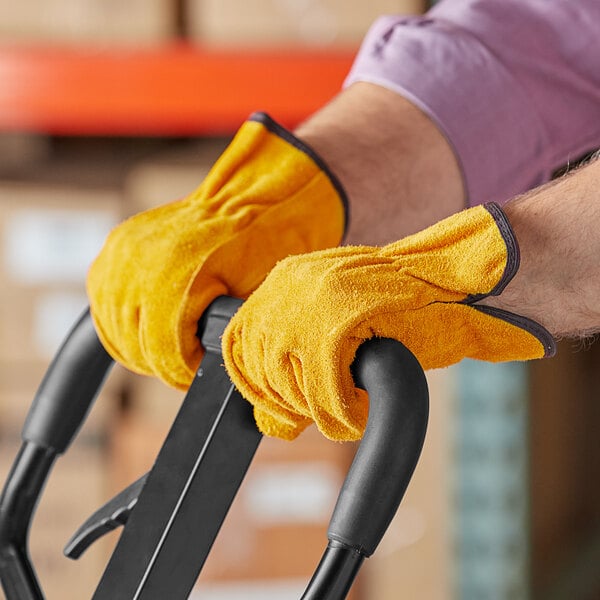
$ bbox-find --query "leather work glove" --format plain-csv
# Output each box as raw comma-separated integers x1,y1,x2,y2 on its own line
87,112,346,389
222,203,556,442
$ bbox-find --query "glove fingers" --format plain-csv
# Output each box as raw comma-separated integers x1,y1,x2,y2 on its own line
221,204,555,444
88,113,347,393
252,405,312,441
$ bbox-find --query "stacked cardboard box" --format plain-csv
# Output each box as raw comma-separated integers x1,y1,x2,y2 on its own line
186,0,427,48
0,181,124,438
0,179,125,599
0,0,427,48
123,138,229,217
0,0,177,45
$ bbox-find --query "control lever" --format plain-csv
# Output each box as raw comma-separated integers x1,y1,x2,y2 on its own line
64,474,148,559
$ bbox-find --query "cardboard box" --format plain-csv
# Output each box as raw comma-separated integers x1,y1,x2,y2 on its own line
0,0,177,45
0,287,90,362
200,426,353,581
107,410,173,496
123,139,229,215
0,439,114,600
0,183,122,290
0,182,122,362
186,0,427,48
123,370,185,426
191,579,336,599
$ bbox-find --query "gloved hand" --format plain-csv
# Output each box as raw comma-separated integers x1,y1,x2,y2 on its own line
222,203,555,441
87,112,346,389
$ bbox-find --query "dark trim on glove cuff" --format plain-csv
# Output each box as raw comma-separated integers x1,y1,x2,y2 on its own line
464,201,556,358
463,202,520,304
484,201,520,296
472,304,556,358
249,111,350,238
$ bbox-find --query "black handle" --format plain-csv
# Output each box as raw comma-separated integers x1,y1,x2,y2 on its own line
1,297,429,600
332,337,429,554
22,308,114,454
301,337,429,599
1,308,115,600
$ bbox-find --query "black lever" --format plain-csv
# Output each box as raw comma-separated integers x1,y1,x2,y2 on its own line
64,474,148,560
89,296,264,600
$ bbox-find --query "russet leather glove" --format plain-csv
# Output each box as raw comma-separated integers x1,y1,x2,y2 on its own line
222,203,555,442
87,112,346,389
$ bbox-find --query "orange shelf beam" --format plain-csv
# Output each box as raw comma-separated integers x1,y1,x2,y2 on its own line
0,44,356,136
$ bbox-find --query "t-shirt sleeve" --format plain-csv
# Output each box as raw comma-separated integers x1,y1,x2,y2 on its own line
344,0,600,205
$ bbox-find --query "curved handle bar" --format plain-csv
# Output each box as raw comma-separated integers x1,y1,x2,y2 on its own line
0,309,114,600
334,337,429,555
0,299,429,600
300,337,429,599
23,308,114,454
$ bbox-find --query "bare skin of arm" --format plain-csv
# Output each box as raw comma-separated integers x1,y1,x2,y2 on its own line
296,81,600,340
477,157,600,340
295,82,466,245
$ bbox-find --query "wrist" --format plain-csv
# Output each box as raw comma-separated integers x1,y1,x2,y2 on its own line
477,199,559,335
477,158,600,339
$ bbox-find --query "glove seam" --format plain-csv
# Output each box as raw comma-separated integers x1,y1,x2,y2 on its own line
471,304,556,358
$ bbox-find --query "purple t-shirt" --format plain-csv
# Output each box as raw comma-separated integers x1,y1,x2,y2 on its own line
344,0,600,205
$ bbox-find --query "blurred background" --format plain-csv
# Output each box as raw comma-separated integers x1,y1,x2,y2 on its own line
0,1,599,599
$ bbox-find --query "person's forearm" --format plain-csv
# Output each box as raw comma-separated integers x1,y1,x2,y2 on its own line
295,82,466,245
478,157,600,339
346,3,600,206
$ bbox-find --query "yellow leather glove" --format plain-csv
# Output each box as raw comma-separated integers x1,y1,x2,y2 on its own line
87,113,346,389
222,203,555,442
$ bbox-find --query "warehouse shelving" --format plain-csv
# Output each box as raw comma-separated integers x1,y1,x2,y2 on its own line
0,43,356,136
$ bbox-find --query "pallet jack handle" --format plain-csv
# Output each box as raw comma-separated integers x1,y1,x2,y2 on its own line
0,299,429,600
0,309,114,600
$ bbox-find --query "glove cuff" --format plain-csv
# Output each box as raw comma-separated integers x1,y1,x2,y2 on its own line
465,202,556,358
459,202,520,304
248,112,349,238
482,202,520,296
